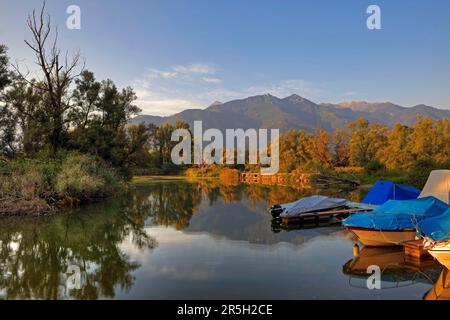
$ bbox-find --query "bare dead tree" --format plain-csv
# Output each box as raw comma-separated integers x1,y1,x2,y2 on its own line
12,1,84,156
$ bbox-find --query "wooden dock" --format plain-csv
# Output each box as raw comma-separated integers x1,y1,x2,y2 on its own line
402,240,432,260
240,172,313,188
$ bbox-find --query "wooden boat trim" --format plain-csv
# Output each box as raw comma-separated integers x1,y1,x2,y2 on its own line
345,226,416,233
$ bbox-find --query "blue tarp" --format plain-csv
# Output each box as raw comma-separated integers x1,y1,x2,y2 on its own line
362,180,421,205
343,196,449,231
419,207,450,241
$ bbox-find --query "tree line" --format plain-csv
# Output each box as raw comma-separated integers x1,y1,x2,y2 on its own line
278,116,449,174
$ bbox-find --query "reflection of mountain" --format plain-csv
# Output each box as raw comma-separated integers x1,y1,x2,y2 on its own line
424,268,450,300
0,198,156,300
343,247,441,284
138,180,348,246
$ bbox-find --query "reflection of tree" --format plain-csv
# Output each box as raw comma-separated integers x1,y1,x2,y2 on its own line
142,182,202,230
0,198,156,300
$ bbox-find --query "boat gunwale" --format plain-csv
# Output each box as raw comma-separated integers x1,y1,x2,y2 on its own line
345,226,416,233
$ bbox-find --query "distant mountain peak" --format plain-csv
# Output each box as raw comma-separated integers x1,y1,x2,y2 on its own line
208,101,223,107
285,94,303,99
338,101,370,108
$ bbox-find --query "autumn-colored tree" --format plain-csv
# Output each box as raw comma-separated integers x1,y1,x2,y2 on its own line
378,123,412,169
332,128,349,167
348,118,371,166
432,118,450,164
308,128,332,166
407,115,438,162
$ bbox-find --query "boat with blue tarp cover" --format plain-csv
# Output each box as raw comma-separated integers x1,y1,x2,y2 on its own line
362,180,420,205
343,196,449,246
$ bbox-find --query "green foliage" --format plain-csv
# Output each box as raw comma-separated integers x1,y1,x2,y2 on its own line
364,159,385,173
406,159,443,189
55,152,121,200
0,152,122,214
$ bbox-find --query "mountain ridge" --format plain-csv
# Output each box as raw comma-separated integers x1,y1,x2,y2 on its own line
129,94,450,132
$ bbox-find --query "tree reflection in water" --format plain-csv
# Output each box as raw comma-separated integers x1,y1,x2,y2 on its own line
0,197,157,300
0,179,363,299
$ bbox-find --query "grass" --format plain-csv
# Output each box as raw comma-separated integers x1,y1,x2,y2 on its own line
0,151,124,216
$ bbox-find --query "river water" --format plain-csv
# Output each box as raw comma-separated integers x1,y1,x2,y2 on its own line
0,178,444,299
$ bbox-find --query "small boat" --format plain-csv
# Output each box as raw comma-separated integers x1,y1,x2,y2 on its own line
419,207,450,268
425,243,450,269
344,196,449,246
345,226,417,247
361,180,421,205
270,195,348,218
418,170,450,205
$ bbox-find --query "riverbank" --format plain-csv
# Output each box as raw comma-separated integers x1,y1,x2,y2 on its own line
0,151,124,216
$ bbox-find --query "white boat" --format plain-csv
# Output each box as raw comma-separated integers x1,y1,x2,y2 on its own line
424,241,450,269
345,226,417,246
419,170,450,204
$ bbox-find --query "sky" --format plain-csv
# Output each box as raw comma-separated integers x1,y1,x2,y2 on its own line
1,0,450,115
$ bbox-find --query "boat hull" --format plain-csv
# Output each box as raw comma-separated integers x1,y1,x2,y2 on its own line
427,245,450,269
345,226,416,246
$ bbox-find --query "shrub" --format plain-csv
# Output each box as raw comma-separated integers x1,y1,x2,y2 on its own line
55,152,121,201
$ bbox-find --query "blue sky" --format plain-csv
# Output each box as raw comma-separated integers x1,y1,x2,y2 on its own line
1,0,450,115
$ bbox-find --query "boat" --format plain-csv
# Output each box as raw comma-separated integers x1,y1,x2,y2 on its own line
419,207,450,268
270,195,348,218
418,170,450,204
416,170,450,267
343,196,449,246
361,180,421,205
345,226,417,247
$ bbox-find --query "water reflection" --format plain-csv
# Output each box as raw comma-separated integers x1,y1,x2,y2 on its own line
342,247,441,289
140,180,357,245
0,179,445,299
0,198,156,299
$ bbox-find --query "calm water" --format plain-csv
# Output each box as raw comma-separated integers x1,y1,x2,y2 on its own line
0,179,444,300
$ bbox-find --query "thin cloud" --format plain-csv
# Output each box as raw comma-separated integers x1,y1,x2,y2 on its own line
202,77,222,83
172,63,218,74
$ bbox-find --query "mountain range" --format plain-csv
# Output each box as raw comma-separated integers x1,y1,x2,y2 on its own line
129,94,450,132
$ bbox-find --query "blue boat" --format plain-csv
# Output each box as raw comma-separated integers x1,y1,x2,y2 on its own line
362,180,420,205
343,197,449,246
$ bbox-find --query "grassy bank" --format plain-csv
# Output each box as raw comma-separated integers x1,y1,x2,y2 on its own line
0,151,124,216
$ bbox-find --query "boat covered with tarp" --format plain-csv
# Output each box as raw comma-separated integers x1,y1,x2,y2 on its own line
419,170,450,204
419,207,450,241
271,195,348,218
420,207,450,269
362,180,420,205
343,196,449,246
